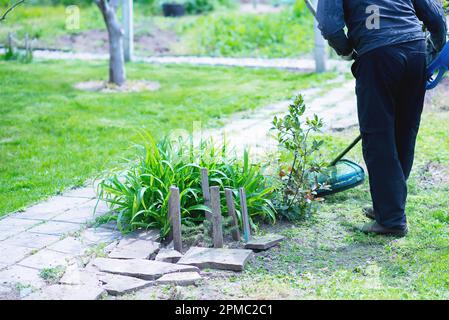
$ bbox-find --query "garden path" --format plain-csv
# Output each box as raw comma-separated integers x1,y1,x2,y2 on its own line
31,49,350,73
0,54,357,299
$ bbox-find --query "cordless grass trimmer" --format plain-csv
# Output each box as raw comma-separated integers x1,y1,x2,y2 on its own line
304,0,449,196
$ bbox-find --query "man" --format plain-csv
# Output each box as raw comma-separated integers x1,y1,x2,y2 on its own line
317,1,447,236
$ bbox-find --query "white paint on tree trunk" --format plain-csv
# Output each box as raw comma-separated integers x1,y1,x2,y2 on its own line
122,0,134,62
312,0,327,73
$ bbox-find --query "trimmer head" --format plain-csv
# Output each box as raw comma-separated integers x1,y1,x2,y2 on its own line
311,159,366,197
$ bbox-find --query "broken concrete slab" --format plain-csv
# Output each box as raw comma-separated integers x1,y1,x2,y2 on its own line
18,249,71,269
24,284,106,300
79,227,122,245
125,229,160,242
108,239,160,260
156,271,202,286
177,247,254,271
0,265,47,289
244,234,285,251
59,266,102,287
2,232,60,249
28,221,81,236
47,237,91,256
92,258,199,280
0,244,33,265
155,248,183,263
98,273,153,296
0,284,15,299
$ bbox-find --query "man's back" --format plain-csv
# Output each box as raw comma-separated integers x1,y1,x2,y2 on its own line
343,0,424,55
317,0,446,57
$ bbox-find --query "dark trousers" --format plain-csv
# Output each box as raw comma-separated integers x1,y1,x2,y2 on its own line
351,40,427,230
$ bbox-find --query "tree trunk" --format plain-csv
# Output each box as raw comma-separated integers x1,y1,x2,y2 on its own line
95,0,126,86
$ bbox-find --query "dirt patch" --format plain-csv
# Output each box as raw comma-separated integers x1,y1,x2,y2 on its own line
52,27,179,56
134,28,179,55
56,30,108,54
418,161,449,188
74,80,161,93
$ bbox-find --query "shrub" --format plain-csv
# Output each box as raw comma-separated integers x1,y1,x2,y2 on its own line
98,132,276,238
184,8,313,57
272,94,326,220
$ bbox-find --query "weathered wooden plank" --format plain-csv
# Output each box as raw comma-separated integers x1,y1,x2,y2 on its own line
225,188,240,241
239,188,251,242
169,186,182,252
209,186,224,248
201,168,212,222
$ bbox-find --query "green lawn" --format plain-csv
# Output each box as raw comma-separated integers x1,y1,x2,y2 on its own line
0,59,334,216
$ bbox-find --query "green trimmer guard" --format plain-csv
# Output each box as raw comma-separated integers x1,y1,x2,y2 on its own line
312,159,365,197
308,135,366,197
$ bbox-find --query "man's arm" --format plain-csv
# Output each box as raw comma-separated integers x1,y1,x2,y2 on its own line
414,0,447,51
316,0,353,57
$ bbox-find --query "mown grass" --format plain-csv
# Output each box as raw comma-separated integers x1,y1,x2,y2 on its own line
0,59,334,216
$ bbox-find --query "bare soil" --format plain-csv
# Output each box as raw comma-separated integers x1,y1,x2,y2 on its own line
53,27,179,56
74,80,161,93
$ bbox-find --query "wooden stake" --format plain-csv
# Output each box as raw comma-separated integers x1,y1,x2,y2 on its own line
225,188,240,241
239,188,251,242
168,186,182,252
201,168,212,222
210,186,224,248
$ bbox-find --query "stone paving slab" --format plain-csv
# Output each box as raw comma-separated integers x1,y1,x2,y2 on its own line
28,221,81,236
0,218,40,235
0,227,32,241
0,244,33,265
244,234,285,251
47,237,91,256
177,247,254,271
59,265,102,286
123,229,161,242
155,249,183,263
24,284,106,300
108,239,160,260
2,232,60,249
92,258,200,281
61,187,97,199
156,271,202,286
98,273,153,296
13,196,92,221
79,227,122,245
0,265,47,289
52,205,100,224
0,284,15,299
18,249,72,269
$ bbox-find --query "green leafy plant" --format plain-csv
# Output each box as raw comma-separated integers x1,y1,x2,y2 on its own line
39,266,66,284
272,94,326,220
187,8,313,58
98,132,276,238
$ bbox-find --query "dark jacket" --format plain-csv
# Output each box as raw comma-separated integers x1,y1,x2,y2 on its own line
316,0,447,57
